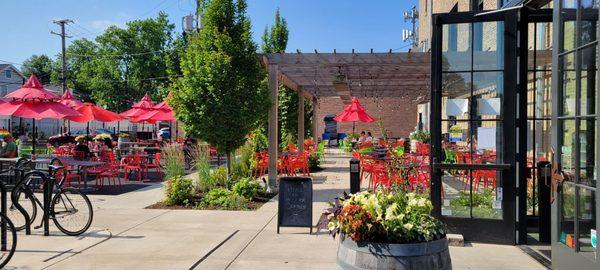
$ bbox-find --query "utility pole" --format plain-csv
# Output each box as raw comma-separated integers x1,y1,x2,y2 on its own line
51,19,73,95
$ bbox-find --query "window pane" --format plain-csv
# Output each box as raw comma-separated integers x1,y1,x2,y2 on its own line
473,21,504,70
562,8,576,52
530,22,553,71
560,184,576,249
471,169,503,219
473,72,503,120
442,120,468,161
560,119,576,181
579,119,596,187
580,46,597,116
441,169,471,218
471,121,503,164
526,71,552,119
578,187,597,257
442,23,471,71
562,71,577,116
442,73,471,120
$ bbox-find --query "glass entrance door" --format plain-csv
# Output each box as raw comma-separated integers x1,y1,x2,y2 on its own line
551,1,600,269
431,11,518,244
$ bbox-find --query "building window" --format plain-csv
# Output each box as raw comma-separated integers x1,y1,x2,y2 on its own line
0,85,6,96
4,70,11,78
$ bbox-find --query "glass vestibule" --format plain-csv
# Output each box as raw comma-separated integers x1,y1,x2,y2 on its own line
551,0,599,269
431,11,517,244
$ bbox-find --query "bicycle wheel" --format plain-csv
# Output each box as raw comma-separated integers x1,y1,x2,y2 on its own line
7,189,37,231
51,188,93,236
0,213,17,269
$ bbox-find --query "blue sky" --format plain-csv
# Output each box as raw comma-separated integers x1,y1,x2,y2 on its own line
0,0,417,67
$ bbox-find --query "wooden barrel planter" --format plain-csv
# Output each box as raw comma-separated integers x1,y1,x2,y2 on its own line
336,235,452,270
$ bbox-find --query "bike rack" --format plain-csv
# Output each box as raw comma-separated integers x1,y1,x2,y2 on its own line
20,170,53,236
10,159,33,235
10,158,55,236
0,175,8,251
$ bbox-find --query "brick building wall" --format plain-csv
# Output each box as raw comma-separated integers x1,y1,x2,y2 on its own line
417,0,501,52
314,95,423,139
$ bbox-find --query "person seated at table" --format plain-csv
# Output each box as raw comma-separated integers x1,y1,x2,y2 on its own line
358,131,366,143
365,132,374,143
74,136,91,159
1,135,17,158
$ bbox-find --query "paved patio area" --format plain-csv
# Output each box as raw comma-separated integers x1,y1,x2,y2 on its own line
9,149,547,270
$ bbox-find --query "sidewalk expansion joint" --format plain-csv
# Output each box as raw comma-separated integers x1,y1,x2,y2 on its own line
223,212,278,269
41,210,171,269
188,230,239,270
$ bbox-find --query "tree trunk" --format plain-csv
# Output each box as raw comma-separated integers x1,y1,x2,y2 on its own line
226,151,232,176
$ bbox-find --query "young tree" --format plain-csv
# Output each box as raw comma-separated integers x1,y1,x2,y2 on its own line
21,54,55,84
171,0,270,174
261,9,313,144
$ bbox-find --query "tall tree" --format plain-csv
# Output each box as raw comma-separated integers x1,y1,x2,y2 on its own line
21,54,55,84
261,8,312,144
171,0,269,174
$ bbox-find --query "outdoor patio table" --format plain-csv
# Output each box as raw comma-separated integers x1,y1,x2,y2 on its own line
60,158,106,190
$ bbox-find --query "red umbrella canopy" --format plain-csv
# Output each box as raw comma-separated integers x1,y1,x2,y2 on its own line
132,100,175,122
120,93,155,118
0,100,81,120
59,89,83,108
333,97,375,123
67,103,124,123
4,75,60,101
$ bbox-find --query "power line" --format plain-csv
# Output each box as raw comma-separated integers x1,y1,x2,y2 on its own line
66,50,165,58
0,59,23,66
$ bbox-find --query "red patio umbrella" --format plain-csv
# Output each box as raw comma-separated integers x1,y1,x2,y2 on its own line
0,74,81,154
131,100,175,122
120,93,155,118
67,103,123,136
333,97,375,134
68,103,123,123
59,89,83,108
59,89,83,133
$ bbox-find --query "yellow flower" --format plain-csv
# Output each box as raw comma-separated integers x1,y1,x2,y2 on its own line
404,223,414,230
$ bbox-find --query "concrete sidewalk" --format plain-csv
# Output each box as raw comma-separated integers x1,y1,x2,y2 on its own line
9,150,546,270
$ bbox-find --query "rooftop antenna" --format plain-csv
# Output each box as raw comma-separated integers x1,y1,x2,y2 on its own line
402,5,419,49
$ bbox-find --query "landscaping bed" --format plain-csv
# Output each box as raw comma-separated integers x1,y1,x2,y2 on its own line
146,190,277,210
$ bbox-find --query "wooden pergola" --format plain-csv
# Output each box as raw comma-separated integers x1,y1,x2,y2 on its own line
262,52,430,190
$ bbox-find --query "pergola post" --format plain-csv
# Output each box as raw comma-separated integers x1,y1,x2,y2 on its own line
312,97,318,143
297,92,305,152
267,64,279,192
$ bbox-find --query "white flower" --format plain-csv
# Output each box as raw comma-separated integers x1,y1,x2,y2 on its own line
404,223,414,230
417,198,427,207
328,221,336,230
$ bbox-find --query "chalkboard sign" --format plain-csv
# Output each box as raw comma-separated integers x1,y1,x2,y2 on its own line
277,176,313,234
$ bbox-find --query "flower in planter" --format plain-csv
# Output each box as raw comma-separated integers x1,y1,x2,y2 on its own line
317,190,446,244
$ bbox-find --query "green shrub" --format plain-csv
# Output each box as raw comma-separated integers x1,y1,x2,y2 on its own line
211,166,229,187
232,177,260,199
409,130,430,143
450,189,494,208
165,175,194,206
201,188,248,210
195,153,213,193
308,151,322,170
250,130,268,152
162,143,185,180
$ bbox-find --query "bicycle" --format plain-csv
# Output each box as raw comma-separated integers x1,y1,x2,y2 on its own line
9,158,93,236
